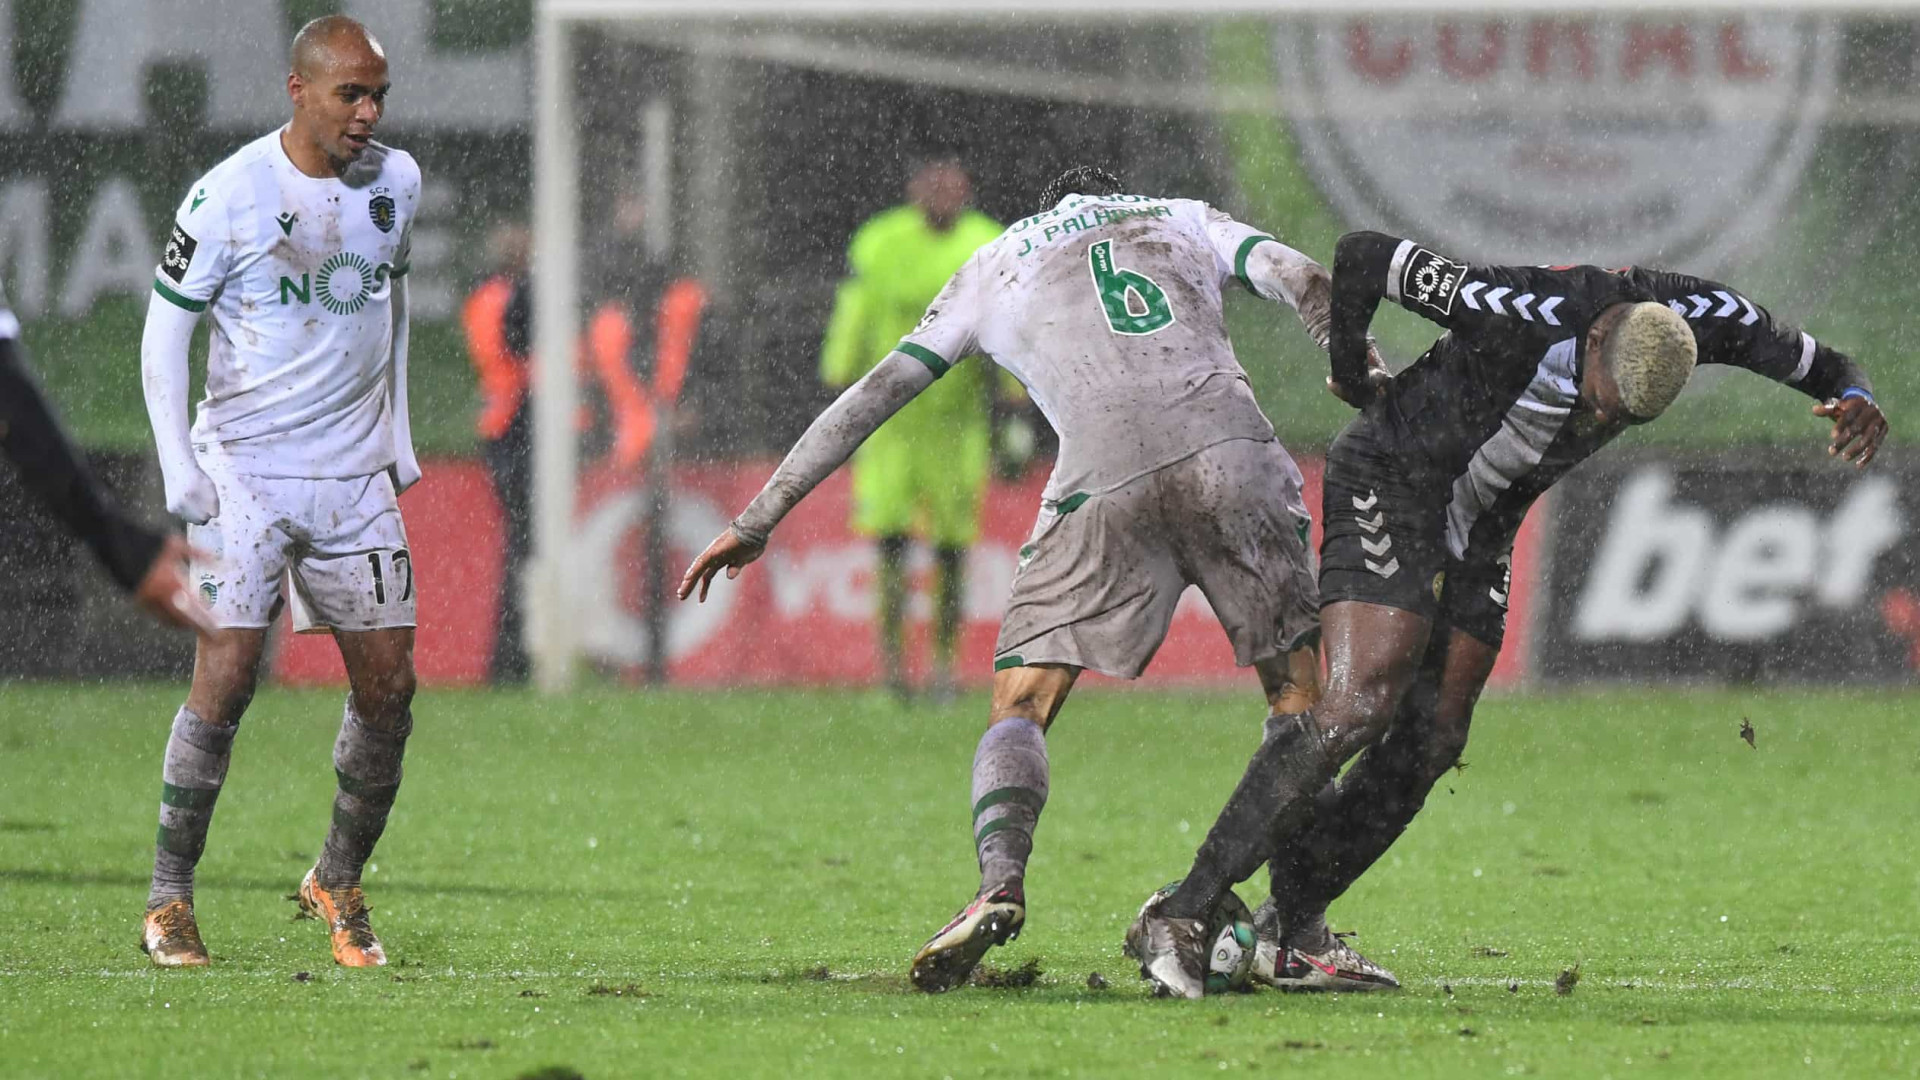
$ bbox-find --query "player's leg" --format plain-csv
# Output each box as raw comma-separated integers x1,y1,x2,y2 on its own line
143,628,270,966
143,468,286,967
295,624,415,968
483,412,532,683
931,545,965,699
286,472,416,967
1262,557,1507,983
1270,627,1494,930
875,534,910,698
910,662,1079,993
1134,602,1427,996
850,443,915,699
1136,437,1442,996
926,425,989,701
913,477,1179,992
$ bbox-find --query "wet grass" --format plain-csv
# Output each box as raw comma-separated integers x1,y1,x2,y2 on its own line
1,683,1916,1077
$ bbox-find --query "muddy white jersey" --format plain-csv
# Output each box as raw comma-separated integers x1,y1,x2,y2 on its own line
153,128,419,479
896,194,1321,503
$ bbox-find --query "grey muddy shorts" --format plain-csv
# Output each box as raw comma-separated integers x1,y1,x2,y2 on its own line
992,437,1320,679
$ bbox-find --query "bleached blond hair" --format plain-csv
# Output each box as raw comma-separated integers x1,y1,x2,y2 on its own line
1603,302,1697,420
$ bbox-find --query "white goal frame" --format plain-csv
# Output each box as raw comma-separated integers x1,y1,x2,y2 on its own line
529,0,1912,691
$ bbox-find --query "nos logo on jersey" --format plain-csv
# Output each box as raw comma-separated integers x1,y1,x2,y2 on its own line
369,191,396,233
278,252,392,315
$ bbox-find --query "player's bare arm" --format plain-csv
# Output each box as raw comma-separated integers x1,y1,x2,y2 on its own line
677,349,939,602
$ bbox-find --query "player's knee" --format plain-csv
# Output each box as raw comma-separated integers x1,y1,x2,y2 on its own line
1320,680,1398,752
353,668,416,728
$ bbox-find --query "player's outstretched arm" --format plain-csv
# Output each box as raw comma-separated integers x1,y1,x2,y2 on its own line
677,350,938,602
140,292,219,523
1632,268,1888,467
0,335,215,635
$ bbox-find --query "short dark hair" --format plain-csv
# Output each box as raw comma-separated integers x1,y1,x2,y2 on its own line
1038,165,1123,210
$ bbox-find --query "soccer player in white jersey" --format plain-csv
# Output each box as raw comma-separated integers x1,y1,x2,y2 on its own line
682,166,1384,991
137,16,421,969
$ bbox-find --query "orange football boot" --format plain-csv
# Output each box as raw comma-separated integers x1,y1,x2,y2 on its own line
293,867,387,967
141,899,210,967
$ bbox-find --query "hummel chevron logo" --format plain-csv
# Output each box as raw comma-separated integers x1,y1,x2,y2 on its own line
1356,511,1384,534
1679,291,1760,324
1361,535,1392,557
276,212,298,237
1459,281,1563,324
1365,557,1400,578
190,188,208,212
1351,492,1379,511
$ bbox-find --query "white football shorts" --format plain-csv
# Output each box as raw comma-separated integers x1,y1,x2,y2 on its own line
187,461,416,634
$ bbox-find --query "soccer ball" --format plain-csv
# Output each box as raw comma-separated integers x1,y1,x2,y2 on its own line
1144,880,1258,994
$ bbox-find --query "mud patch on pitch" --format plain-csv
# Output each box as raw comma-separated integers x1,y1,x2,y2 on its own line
970,957,1044,989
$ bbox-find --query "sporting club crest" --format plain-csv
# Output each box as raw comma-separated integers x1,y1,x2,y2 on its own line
369,191,396,233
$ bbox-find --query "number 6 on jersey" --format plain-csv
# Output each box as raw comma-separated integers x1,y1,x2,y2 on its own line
1088,239,1175,336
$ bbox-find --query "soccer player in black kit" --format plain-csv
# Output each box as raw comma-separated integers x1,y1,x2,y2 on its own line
1125,231,1889,999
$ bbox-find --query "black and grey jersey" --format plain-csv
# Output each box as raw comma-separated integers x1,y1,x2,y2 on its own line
1326,230,1873,563
0,280,164,591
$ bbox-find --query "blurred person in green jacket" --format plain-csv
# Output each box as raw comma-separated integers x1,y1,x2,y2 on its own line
820,154,1002,700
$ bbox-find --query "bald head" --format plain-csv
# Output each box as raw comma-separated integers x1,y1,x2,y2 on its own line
284,16,390,177
291,15,385,79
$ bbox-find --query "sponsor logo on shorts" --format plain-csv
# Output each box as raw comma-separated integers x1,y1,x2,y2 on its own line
160,225,198,284
198,580,219,604
1489,553,1512,609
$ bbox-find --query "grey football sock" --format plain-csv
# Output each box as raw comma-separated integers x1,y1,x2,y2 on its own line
149,707,239,909
971,717,1049,893
315,702,411,889
1162,712,1333,921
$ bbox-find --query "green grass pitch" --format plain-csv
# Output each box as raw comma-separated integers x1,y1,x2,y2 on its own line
1,683,1916,1078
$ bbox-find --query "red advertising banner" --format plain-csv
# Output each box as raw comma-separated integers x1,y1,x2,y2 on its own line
276,457,1537,688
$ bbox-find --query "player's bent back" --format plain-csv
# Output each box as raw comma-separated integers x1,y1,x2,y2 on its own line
899,195,1322,505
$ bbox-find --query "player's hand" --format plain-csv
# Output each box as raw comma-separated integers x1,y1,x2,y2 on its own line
1326,340,1393,409
1813,394,1887,468
677,527,765,603
133,534,216,637
163,464,220,524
